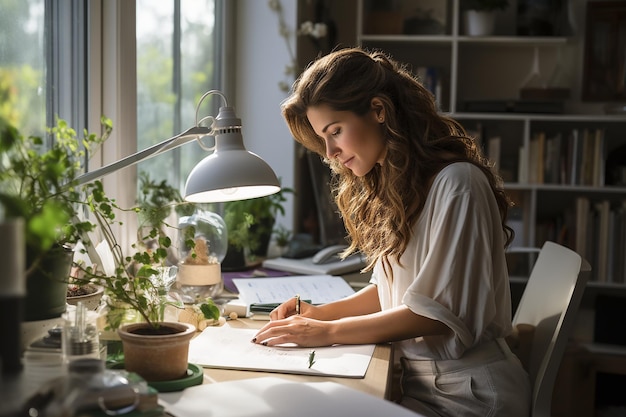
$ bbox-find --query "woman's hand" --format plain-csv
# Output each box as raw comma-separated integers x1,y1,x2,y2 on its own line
269,296,319,320
252,315,333,347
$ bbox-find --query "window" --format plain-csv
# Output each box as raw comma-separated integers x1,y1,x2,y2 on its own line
1,0,90,140
136,0,222,190
0,0,46,137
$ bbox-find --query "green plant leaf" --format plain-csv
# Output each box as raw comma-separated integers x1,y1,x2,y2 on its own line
199,299,221,321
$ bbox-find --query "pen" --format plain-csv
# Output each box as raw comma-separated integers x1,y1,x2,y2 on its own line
295,294,300,315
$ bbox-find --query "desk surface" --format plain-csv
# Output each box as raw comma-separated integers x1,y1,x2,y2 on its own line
199,318,393,400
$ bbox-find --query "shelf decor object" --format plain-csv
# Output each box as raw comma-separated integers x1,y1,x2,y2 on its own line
582,1,626,102
176,209,229,303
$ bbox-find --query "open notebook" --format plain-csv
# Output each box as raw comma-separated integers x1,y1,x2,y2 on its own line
188,325,375,378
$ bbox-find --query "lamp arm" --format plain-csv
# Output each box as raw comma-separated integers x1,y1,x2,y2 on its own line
76,125,212,186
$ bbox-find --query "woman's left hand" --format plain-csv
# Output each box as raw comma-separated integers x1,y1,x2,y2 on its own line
251,315,333,348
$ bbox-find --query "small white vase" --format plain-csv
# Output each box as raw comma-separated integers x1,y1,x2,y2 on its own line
464,10,496,36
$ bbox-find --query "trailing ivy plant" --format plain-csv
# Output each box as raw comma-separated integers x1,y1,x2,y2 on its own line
85,172,199,330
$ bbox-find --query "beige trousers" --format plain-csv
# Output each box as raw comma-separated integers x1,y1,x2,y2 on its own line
398,339,531,417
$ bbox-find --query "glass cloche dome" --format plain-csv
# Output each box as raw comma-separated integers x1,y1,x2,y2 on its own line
176,209,228,303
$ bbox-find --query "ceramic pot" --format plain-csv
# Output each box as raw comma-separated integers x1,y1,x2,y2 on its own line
221,245,247,271
24,244,74,321
117,322,195,382
66,284,104,310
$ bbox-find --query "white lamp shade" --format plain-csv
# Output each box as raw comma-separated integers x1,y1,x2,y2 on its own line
184,129,280,203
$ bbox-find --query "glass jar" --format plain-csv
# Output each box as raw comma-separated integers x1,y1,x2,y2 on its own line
176,209,228,303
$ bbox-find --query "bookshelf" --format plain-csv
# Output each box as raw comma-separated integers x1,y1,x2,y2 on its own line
356,0,626,285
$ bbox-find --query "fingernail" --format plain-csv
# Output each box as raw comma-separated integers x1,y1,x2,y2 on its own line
262,341,268,346
251,337,257,343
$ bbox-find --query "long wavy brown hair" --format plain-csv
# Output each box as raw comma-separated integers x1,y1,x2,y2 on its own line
282,47,513,274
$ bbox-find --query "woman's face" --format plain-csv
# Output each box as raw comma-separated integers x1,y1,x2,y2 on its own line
306,102,386,177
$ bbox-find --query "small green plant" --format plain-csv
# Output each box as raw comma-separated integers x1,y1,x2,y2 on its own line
273,224,292,248
223,181,294,258
84,172,199,330
199,299,221,321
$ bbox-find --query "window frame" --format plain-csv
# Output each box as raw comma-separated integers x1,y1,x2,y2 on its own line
84,0,229,249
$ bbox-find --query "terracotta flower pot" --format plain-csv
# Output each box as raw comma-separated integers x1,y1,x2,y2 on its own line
117,322,195,382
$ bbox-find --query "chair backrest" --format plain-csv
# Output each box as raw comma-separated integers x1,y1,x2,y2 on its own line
512,241,590,417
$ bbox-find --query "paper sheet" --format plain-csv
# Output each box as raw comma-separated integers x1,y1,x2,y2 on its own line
232,274,355,305
159,376,420,417
188,325,375,378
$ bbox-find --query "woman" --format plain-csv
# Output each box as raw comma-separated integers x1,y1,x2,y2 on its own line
252,47,531,416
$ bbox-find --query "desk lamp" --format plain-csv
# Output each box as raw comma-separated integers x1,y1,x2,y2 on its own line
76,89,281,202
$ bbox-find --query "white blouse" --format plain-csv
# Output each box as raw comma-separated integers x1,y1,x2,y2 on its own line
370,162,512,360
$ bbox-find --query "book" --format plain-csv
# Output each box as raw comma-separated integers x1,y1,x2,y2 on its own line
262,253,366,276
518,144,528,183
528,132,545,184
544,133,562,184
580,129,595,185
594,200,611,282
592,128,606,186
566,128,580,185
619,203,626,284
487,135,501,171
575,197,590,260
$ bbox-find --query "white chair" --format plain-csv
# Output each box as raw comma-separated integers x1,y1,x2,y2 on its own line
509,241,591,417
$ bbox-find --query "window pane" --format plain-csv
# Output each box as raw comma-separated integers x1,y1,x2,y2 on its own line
0,0,46,137
136,0,218,190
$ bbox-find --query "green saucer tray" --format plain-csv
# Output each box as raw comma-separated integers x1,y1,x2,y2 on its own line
108,362,204,392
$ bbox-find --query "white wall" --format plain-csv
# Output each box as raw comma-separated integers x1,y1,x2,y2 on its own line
234,0,297,231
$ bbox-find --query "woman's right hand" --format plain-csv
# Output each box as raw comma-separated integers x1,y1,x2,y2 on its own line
270,296,319,320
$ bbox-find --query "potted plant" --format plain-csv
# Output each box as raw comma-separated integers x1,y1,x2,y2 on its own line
75,179,221,382
272,224,292,256
79,173,210,382
221,201,255,270
222,182,293,270
461,0,509,36
66,281,104,311
92,202,228,381
0,116,112,322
